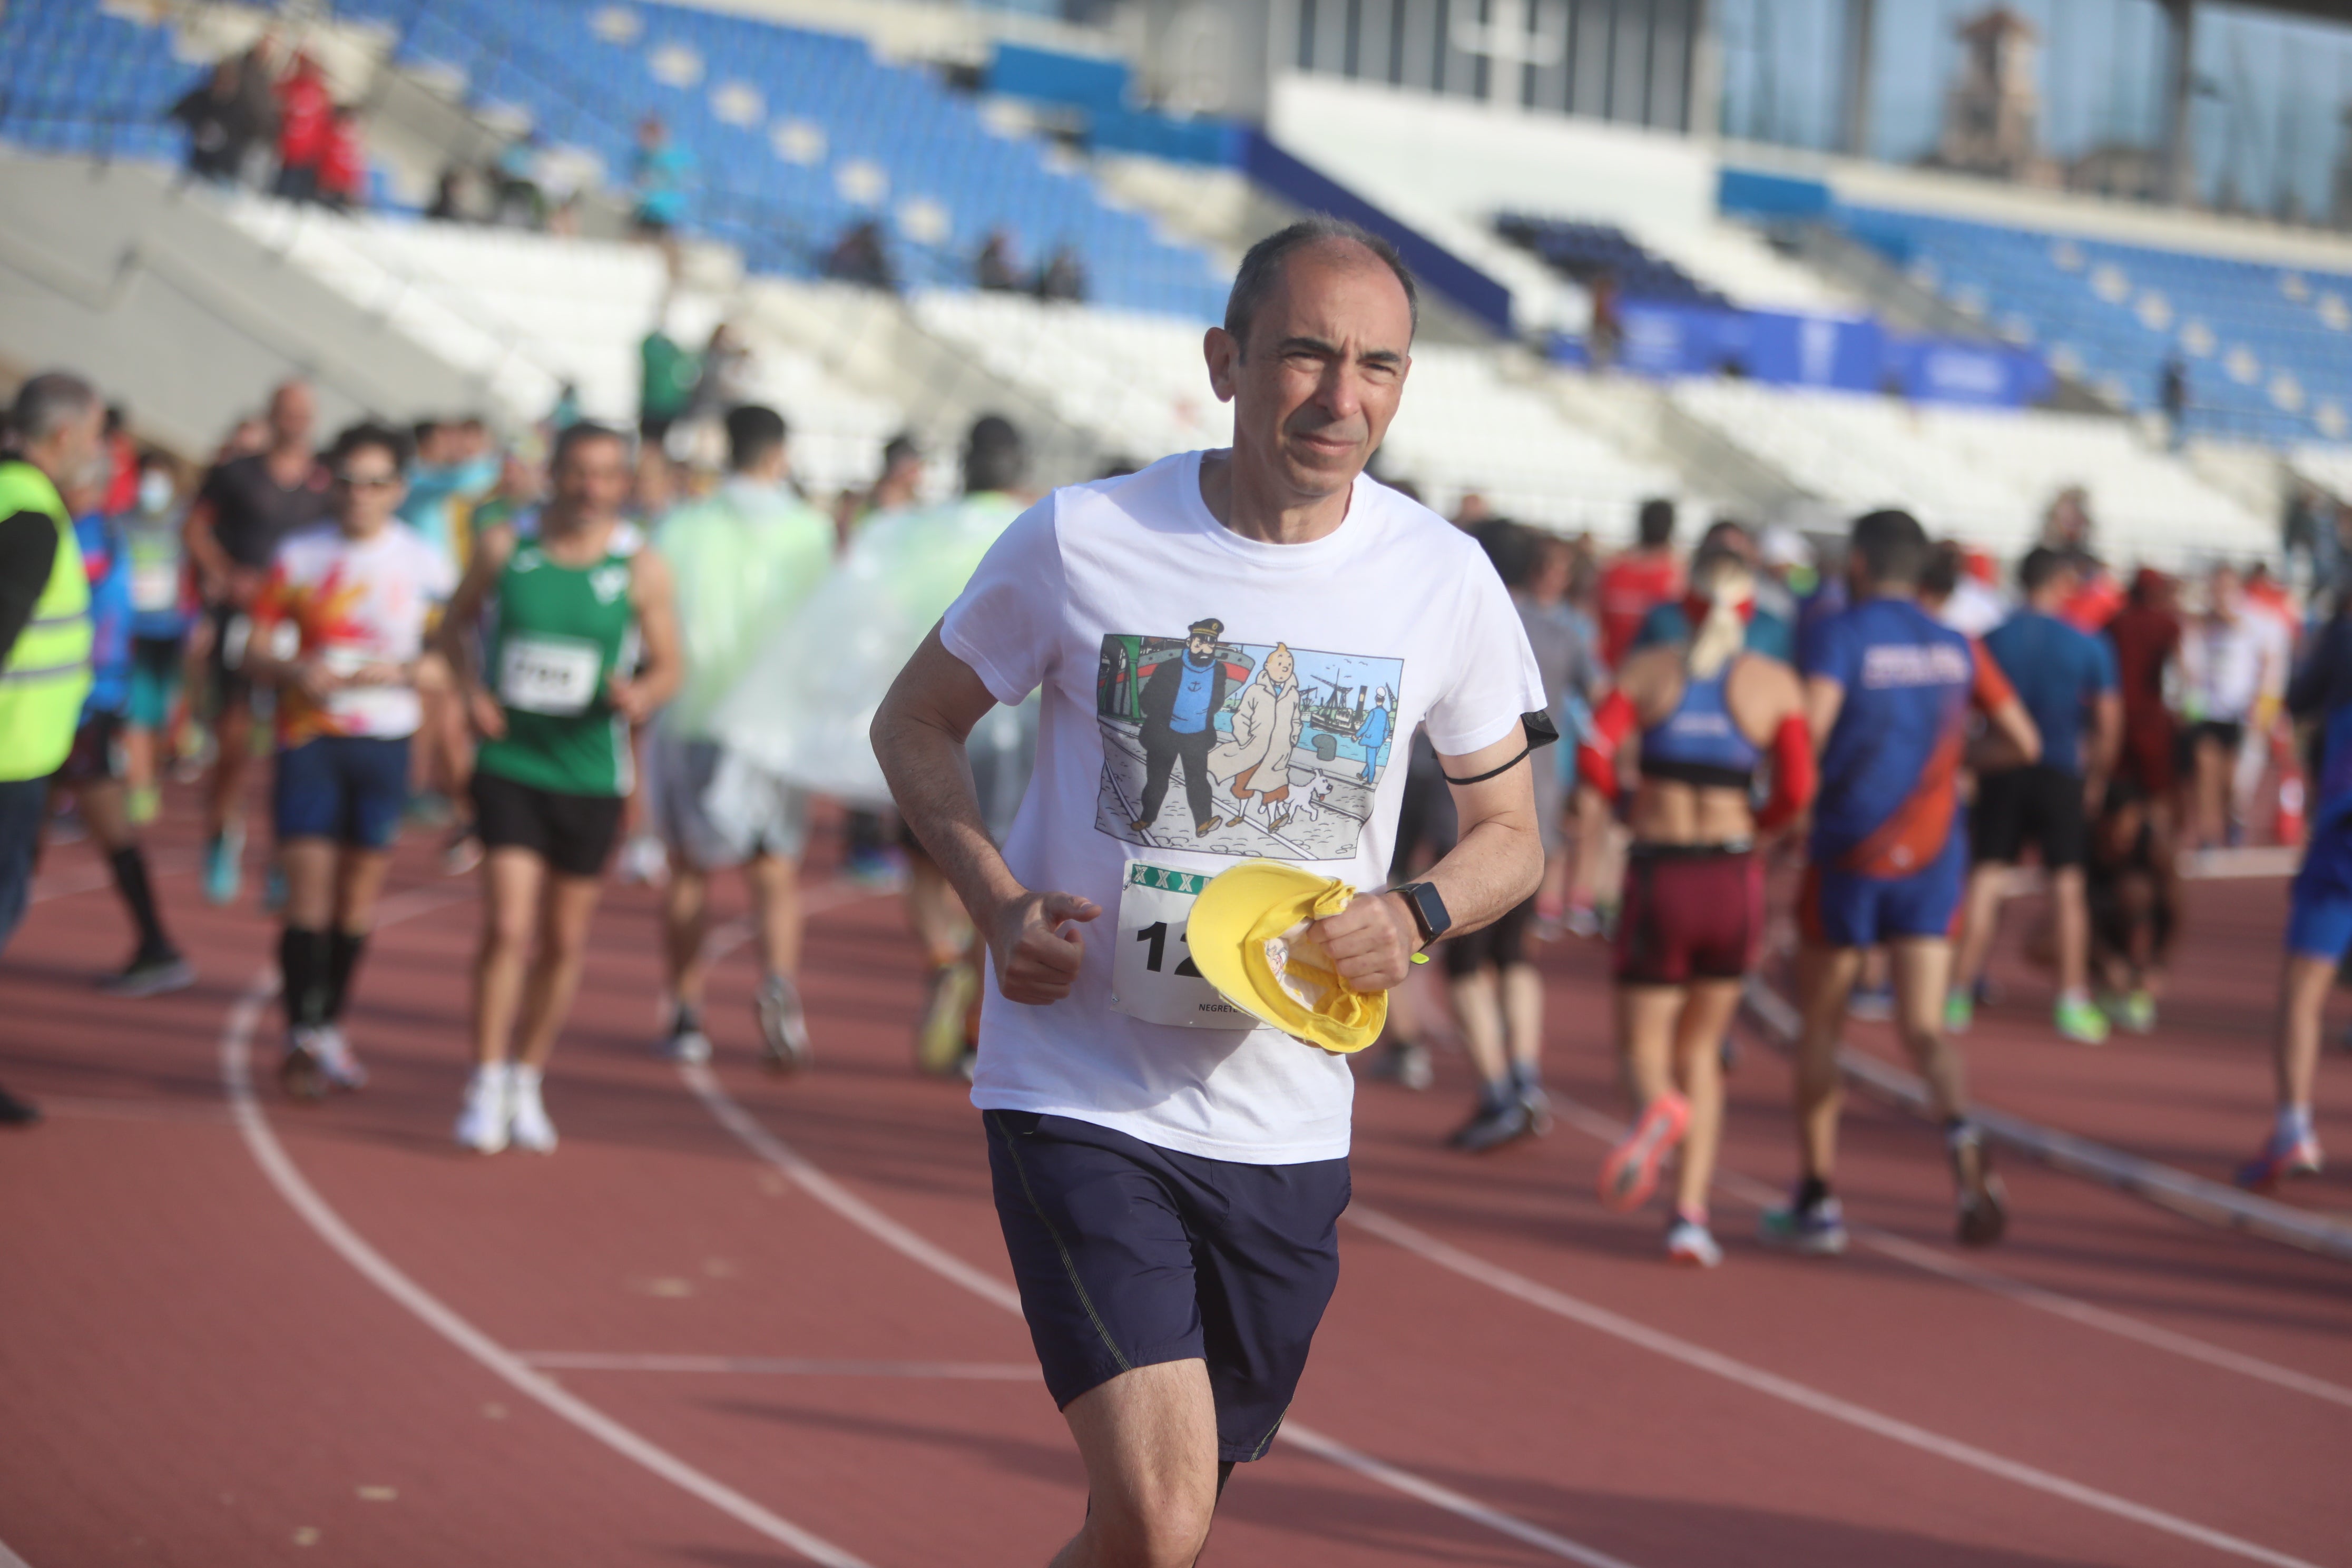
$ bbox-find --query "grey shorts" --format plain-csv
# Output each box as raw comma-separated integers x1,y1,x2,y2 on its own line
648,731,810,871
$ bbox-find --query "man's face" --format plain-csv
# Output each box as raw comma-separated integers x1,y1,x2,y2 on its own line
49,402,106,492
554,436,631,519
332,444,406,532
1187,630,1216,661
1205,243,1412,505
269,382,316,449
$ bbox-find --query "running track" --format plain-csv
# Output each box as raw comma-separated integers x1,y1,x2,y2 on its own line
2,799,2346,1566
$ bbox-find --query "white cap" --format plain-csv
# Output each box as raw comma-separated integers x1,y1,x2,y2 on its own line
1760,526,1810,570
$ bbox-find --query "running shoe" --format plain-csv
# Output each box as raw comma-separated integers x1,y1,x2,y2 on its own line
1448,1094,1534,1152
507,1068,557,1154
404,789,454,828
1948,1126,2008,1247
0,1084,41,1127
2054,994,2110,1046
1757,1194,1849,1255
1598,1091,1690,1212
278,1030,327,1103
311,1024,367,1091
2101,989,2157,1036
1665,1215,1723,1268
917,961,978,1076
2234,1132,2324,1191
658,1017,713,1064
1944,989,1975,1034
202,824,243,907
1515,1077,1555,1138
1361,1039,1434,1091
1846,982,1894,1022
757,974,812,1074
441,826,483,877
1562,900,1602,939
100,949,195,998
454,1066,513,1154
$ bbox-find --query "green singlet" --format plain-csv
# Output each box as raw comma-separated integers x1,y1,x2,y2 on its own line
474,524,643,798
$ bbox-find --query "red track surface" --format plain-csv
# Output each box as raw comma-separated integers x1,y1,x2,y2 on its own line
4,796,2347,1566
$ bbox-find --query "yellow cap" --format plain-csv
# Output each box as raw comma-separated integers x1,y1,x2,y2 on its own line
1184,861,1388,1055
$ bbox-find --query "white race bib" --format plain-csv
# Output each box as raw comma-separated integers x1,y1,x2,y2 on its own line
1108,861,1256,1030
498,634,601,716
130,561,178,614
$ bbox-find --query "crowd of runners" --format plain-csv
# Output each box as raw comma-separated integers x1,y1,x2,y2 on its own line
0,218,2345,1561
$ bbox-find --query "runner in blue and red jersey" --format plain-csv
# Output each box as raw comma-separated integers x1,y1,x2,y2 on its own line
1764,509,2040,1254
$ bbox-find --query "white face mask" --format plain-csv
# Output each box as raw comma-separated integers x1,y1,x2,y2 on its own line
137,470,174,515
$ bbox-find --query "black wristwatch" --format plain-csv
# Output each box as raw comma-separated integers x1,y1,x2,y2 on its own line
1394,881,1452,947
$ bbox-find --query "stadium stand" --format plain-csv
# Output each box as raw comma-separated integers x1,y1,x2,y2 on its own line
1836,205,2352,447
0,0,200,163
1671,378,2269,566
1500,215,1726,307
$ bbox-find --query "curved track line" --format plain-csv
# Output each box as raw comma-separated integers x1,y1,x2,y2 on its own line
677,1061,1647,1568
1344,1204,2322,1568
1539,1093,2352,1413
215,939,872,1567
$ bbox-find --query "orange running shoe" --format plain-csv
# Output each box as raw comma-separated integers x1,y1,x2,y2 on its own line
1598,1091,1691,1212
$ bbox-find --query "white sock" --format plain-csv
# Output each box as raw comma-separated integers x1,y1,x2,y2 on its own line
472,1062,513,1091
2058,987,2091,1007
512,1065,543,1094
2278,1104,2315,1145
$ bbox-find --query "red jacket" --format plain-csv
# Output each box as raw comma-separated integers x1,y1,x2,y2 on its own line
318,120,363,201
277,73,331,168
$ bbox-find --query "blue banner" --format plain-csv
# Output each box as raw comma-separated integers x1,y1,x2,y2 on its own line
1578,301,2048,407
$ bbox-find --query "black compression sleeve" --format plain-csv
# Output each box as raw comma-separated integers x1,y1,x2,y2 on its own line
0,509,62,663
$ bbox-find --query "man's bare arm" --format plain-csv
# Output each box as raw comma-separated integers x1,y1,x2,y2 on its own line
1315,727,1544,995
436,524,514,738
615,546,684,721
873,626,1097,1004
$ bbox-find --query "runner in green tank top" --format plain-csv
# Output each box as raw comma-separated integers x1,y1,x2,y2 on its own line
437,423,682,1155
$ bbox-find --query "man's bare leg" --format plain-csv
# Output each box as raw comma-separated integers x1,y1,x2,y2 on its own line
516,875,605,1069
1053,1360,1221,1568
1792,944,1863,1182
472,849,545,1067
1887,938,1964,1121
1949,863,2008,1007
747,850,802,979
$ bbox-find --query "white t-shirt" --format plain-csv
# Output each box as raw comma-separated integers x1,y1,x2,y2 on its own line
257,522,455,743
940,450,1546,1164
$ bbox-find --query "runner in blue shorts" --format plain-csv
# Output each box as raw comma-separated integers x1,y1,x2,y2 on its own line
2237,611,2352,1190
246,423,453,1100
1767,509,2040,1253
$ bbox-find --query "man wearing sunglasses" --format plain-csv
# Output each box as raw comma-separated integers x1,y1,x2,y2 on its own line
246,423,454,1098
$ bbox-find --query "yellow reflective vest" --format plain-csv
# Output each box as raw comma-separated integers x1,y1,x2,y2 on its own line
0,460,92,781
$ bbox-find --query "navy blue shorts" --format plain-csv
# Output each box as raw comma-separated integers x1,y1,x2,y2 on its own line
273,734,411,850
983,1110,1349,1464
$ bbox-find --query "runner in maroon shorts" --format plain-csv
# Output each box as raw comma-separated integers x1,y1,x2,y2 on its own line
1577,541,1814,1266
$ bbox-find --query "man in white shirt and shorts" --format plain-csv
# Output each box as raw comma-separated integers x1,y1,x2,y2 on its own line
873,219,1548,1564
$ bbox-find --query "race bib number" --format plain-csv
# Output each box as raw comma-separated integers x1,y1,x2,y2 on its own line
130,561,178,614
1109,862,1256,1030
498,635,601,716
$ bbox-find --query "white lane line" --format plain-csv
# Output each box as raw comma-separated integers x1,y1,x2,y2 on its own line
519,1353,1042,1380
219,924,872,1566
1345,1203,2323,1568
0,1533,32,1566
677,1061,1647,1568
1541,1093,2352,1413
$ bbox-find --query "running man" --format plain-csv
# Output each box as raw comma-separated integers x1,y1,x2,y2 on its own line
184,379,328,905
872,218,1547,1561
1584,541,1811,1266
246,423,453,1097
119,449,194,825
649,405,831,1069
53,477,192,996
2237,603,2352,1190
1949,547,2121,1044
1768,509,2038,1253
439,423,682,1154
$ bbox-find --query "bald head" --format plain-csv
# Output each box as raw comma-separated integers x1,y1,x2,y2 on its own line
1224,219,1417,358
267,379,316,453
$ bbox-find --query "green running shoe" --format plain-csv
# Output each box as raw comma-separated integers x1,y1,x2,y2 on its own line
1944,990,1974,1034
2054,994,2111,1046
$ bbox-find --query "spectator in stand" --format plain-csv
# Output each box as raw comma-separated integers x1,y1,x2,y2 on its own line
631,116,692,272
1599,497,1683,670
975,230,1020,292
272,52,332,204
2160,358,2188,451
233,41,280,185
1587,272,1622,369
1036,244,1088,303
493,133,548,230
170,58,248,185
426,165,477,224
317,105,366,212
638,318,701,451
824,220,896,291
119,450,194,825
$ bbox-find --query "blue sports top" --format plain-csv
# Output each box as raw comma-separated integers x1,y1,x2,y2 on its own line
1642,664,1761,790
1800,595,1976,874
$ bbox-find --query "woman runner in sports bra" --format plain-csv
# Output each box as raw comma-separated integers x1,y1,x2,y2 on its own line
1577,543,1814,1266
